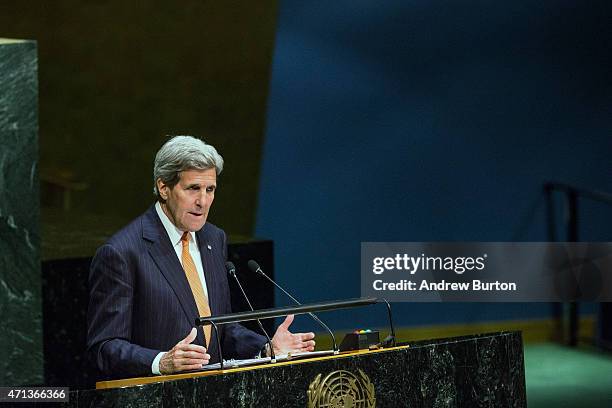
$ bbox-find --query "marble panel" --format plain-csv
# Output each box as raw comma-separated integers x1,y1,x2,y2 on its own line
64,331,526,407
0,39,41,386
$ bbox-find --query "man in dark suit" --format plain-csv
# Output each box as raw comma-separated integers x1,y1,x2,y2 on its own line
87,136,315,379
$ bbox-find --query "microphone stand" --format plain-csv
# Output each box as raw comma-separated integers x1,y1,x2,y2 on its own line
209,321,224,369
250,261,339,354
226,262,276,362
379,298,396,347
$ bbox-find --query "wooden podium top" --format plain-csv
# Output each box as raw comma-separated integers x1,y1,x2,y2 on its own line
96,345,410,390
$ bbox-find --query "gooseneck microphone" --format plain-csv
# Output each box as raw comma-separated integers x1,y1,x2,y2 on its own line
225,261,276,362
379,298,396,347
247,260,338,354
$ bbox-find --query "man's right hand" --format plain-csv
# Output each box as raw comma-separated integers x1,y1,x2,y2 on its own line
159,328,210,374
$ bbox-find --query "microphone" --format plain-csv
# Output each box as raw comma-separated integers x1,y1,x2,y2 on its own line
225,261,276,362
247,260,338,354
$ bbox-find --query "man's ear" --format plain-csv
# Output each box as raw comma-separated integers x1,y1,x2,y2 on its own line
156,178,168,200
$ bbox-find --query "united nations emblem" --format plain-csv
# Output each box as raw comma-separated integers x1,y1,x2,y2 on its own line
307,369,376,408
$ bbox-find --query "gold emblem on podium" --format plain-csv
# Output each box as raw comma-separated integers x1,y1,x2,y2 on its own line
307,369,376,407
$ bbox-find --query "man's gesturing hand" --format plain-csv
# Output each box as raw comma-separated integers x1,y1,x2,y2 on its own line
159,328,210,374
271,314,316,356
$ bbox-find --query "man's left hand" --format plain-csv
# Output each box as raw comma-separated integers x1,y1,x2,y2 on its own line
270,314,316,356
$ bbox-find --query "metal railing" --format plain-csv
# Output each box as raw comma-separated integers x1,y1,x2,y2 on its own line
544,182,612,350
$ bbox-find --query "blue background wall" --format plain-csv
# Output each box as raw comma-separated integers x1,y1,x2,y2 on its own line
256,1,611,331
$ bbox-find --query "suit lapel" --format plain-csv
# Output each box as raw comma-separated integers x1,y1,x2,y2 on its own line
142,206,199,330
195,225,224,358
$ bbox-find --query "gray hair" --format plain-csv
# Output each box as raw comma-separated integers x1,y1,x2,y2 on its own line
153,135,224,201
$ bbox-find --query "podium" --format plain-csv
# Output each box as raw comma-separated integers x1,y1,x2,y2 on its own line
65,331,526,407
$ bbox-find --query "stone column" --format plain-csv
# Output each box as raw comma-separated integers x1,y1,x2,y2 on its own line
0,38,41,385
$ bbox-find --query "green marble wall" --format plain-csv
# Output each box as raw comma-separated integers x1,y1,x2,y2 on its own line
0,39,41,385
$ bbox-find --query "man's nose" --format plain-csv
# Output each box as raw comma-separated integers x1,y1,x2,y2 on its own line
195,191,206,207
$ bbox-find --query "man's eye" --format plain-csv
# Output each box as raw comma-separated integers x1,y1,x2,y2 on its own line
206,187,215,192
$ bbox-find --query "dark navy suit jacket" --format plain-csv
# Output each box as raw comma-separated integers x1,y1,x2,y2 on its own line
87,205,266,379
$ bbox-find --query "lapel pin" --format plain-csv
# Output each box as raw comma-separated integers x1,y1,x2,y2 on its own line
207,244,212,250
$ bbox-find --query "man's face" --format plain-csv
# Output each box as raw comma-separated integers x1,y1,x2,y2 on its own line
157,168,217,232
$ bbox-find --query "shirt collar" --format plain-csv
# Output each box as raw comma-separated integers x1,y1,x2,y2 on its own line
155,201,197,247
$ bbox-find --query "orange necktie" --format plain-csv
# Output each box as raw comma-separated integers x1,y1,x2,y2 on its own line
181,232,212,347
